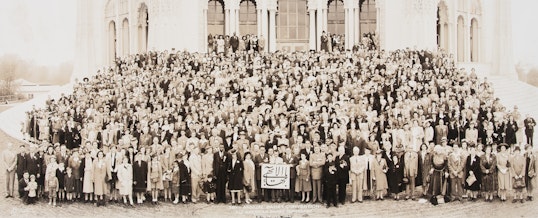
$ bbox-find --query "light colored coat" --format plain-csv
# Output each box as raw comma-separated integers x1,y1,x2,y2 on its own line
310,153,326,180
243,159,256,192
448,153,465,178
117,163,133,195
93,158,111,196
404,151,418,178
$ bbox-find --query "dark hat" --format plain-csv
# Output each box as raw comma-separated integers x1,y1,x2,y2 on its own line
514,146,521,152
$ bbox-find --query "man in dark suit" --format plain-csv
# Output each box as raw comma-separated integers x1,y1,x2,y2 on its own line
254,146,270,202
435,120,448,145
16,145,27,181
25,150,41,182
230,33,239,53
324,153,338,208
18,172,29,203
335,145,350,205
213,144,229,204
524,114,536,145
282,147,298,202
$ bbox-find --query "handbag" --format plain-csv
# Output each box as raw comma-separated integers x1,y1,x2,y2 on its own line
436,195,445,204
466,174,476,186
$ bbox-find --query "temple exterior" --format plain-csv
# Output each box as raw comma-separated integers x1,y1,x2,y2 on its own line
73,0,516,80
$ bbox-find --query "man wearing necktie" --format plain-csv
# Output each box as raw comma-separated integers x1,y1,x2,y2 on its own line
404,147,418,200
212,144,229,203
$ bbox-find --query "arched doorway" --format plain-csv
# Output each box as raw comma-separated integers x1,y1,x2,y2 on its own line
437,1,448,51
122,18,130,57
239,0,257,36
108,21,117,64
276,0,309,51
327,0,345,35
470,18,479,62
457,16,464,62
138,3,148,53
208,0,225,36
359,0,376,37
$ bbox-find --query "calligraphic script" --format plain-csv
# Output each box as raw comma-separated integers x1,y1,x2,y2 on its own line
261,164,290,189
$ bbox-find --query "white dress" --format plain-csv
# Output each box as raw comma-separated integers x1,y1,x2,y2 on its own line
117,163,133,195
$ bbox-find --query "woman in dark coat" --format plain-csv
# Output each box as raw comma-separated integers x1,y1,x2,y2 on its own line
480,145,497,201
227,149,243,204
387,154,404,200
465,146,482,201
179,153,192,203
505,116,518,146
133,153,148,204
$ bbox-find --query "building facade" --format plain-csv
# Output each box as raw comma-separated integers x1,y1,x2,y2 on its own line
73,0,516,80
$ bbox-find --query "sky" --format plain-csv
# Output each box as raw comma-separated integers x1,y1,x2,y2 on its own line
0,0,536,67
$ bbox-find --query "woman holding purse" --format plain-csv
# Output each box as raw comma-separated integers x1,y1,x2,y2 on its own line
511,146,527,203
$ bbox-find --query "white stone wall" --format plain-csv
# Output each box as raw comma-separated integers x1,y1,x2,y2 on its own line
73,0,516,80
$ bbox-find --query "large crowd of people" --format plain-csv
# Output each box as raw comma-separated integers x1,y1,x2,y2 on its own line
2,33,537,209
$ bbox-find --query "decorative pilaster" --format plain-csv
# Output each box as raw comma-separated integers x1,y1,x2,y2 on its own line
464,21,470,62
268,9,276,52
343,0,355,50
202,2,209,53
267,0,277,52
309,9,316,50
353,0,360,46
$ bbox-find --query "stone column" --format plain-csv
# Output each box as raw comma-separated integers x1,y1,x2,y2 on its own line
268,9,276,52
261,8,269,50
316,7,323,50
309,9,316,50
257,9,263,37
344,8,349,50
203,8,208,52
225,8,230,35
355,7,360,45
464,21,470,62
236,9,240,35
344,0,356,50
322,8,328,32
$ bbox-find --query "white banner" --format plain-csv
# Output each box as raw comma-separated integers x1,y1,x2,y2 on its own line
261,164,290,189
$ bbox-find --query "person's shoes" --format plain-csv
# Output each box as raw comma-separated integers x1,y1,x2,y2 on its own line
326,205,330,208
521,199,525,203
512,199,518,203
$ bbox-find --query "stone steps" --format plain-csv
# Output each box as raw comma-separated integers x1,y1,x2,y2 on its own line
487,76,538,147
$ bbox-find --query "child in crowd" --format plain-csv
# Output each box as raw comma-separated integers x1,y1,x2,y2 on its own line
47,170,59,206
56,163,66,202
26,174,38,205
162,170,172,202
64,167,76,202
171,161,181,204
203,174,216,203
